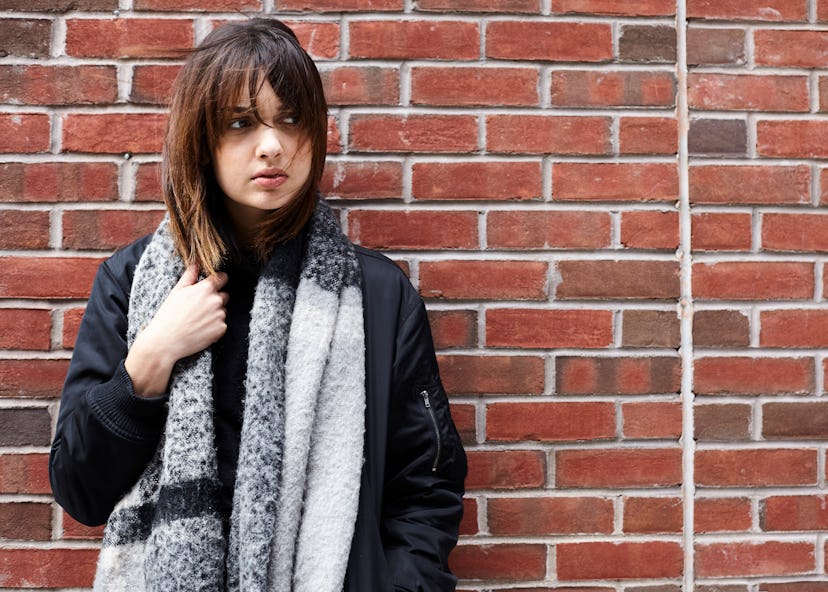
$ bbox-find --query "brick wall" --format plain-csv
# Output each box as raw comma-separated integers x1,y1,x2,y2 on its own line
0,0,826,590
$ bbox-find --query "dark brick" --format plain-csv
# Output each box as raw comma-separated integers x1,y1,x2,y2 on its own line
0,502,51,540
695,404,751,442
689,119,747,156
0,408,51,446
0,0,117,9
622,310,680,348
693,310,750,347
687,27,745,66
619,25,677,63
695,586,749,592
763,402,828,440
0,19,51,59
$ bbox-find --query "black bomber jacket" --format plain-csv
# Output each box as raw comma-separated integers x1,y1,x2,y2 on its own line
49,235,467,592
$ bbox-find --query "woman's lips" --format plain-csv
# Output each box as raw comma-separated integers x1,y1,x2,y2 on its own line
252,173,287,189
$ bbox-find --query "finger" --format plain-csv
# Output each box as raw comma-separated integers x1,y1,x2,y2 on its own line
176,263,199,288
206,271,229,290
219,291,230,306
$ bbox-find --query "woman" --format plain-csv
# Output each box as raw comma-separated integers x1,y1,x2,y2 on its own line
49,18,466,592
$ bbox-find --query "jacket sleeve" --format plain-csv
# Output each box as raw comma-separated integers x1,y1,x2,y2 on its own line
49,256,167,526
381,297,467,592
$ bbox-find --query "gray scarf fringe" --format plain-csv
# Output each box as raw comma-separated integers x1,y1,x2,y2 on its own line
93,200,365,592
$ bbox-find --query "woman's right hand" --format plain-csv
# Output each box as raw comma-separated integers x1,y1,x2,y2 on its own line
125,263,229,398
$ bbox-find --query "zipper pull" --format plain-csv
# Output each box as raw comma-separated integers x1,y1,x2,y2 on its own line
420,390,431,408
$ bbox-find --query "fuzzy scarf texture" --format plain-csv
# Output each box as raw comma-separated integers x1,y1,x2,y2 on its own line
94,200,365,592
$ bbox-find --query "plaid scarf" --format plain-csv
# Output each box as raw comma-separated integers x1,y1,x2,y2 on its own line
94,200,365,592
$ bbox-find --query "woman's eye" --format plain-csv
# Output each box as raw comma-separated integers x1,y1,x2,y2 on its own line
282,115,298,125
228,118,251,130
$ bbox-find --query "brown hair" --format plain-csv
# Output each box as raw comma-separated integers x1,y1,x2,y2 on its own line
162,18,327,274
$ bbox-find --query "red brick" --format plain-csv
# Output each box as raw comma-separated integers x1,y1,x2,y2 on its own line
696,449,817,487
551,70,676,108
438,354,544,394
450,403,476,445
623,497,682,533
557,260,679,299
755,30,828,67
326,116,341,154
556,448,682,488
62,307,85,349
762,310,828,347
688,73,808,112
349,114,477,153
758,120,828,159
427,310,477,350
694,311,750,348
620,210,679,250
349,210,477,250
421,260,547,300
62,209,164,250
280,0,402,10
136,0,259,8
465,450,546,490
487,115,610,155
486,402,615,442
695,497,752,533
488,496,613,535
556,356,680,395
0,113,50,153
133,162,161,202
0,0,116,8
696,542,814,578
418,0,538,11
66,18,193,58
692,212,752,251
487,309,613,349
687,27,746,66
321,66,398,106
0,18,51,59
695,357,813,395
0,359,70,398
0,548,98,587
0,502,51,540
552,0,675,16
688,0,807,20
763,402,828,440
762,495,828,531
619,117,677,154
557,542,683,580
554,163,678,202
761,583,828,592
63,113,168,154
413,161,541,201
764,213,828,252
321,161,402,200
690,165,810,205
487,210,611,249
62,512,104,540
449,544,547,580
622,401,682,439
130,64,180,105
349,20,478,59
486,21,612,61
0,257,103,299
694,261,813,300
622,310,680,348
275,21,340,60
0,162,118,203
0,65,117,105
695,403,751,441
0,210,49,250
411,66,538,107
0,454,50,494
0,308,51,351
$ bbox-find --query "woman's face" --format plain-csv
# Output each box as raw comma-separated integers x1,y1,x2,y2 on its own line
212,79,312,235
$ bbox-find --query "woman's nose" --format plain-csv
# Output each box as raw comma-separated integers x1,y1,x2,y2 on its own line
255,126,283,159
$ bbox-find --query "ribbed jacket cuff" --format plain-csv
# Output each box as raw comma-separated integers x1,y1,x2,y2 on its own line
85,360,168,443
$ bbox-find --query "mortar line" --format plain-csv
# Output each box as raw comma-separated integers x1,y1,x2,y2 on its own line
676,1,696,590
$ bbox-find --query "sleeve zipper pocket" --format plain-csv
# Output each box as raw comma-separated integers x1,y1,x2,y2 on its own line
420,389,441,472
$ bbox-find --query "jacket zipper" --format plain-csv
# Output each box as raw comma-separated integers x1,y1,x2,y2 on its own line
420,389,441,473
